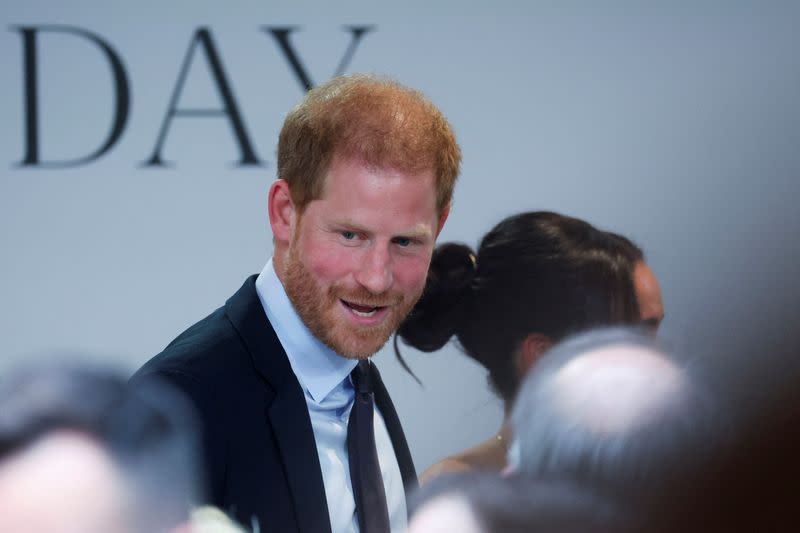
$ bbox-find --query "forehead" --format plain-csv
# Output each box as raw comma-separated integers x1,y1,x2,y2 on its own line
310,155,439,228
634,262,658,292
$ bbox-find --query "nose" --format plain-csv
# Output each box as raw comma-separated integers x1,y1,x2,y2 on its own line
355,244,393,294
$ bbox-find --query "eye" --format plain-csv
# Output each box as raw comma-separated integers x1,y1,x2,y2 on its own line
393,237,412,247
341,231,356,240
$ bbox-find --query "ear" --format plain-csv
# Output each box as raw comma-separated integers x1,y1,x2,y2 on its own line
268,180,296,245
435,204,450,237
517,333,552,375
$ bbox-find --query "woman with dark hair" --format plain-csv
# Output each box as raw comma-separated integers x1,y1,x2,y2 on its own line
396,211,660,480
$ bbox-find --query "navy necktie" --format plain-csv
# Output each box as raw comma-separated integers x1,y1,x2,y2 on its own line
348,360,391,533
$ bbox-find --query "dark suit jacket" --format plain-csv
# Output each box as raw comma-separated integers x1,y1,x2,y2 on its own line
132,276,417,532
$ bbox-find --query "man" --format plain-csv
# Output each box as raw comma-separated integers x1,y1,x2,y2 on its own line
133,74,461,533
0,363,201,533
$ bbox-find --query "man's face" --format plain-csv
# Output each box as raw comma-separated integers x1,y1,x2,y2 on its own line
280,155,443,359
634,261,664,331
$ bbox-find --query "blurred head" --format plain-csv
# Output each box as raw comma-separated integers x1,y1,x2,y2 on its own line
397,211,641,404
271,74,460,359
509,328,719,498
0,363,201,533
0,431,130,533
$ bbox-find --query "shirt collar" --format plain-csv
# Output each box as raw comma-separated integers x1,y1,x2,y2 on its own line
255,258,357,403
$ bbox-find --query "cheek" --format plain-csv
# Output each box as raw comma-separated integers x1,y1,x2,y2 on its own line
392,255,432,293
302,240,359,284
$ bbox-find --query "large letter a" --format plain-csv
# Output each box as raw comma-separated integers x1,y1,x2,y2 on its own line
144,28,262,167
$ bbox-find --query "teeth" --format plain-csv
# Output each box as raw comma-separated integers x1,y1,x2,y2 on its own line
350,308,377,317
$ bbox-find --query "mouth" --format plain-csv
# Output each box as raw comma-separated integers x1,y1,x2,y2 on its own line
340,299,390,322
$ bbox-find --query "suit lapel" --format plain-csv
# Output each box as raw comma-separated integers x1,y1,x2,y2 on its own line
225,276,332,533
371,363,419,495
267,386,333,533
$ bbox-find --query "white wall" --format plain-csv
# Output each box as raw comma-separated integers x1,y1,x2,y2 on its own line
1,0,798,471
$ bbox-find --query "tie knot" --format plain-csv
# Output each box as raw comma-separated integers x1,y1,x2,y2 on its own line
351,360,372,394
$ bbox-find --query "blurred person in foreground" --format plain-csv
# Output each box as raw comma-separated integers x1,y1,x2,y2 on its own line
409,327,800,533
0,363,202,533
509,325,800,531
133,74,461,533
396,211,661,480
407,328,712,532
508,327,725,526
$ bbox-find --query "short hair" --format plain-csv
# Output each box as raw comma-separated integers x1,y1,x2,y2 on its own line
277,74,461,214
0,363,202,532
397,211,641,403
409,472,638,533
509,328,723,504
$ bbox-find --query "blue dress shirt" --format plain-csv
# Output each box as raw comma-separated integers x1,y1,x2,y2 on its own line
255,259,407,533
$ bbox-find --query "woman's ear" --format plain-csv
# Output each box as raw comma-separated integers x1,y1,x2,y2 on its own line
517,333,553,375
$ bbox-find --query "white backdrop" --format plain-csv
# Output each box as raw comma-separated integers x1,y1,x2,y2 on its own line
2,0,798,472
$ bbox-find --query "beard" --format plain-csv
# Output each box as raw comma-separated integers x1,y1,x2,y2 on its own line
281,240,422,360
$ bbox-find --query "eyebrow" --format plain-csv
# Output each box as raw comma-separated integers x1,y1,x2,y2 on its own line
333,220,434,241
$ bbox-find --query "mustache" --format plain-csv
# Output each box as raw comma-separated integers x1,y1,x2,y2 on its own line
331,286,404,307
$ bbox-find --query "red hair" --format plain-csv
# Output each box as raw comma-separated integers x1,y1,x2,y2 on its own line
277,74,461,214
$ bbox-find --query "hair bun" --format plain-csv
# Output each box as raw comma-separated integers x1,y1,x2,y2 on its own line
396,243,476,352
